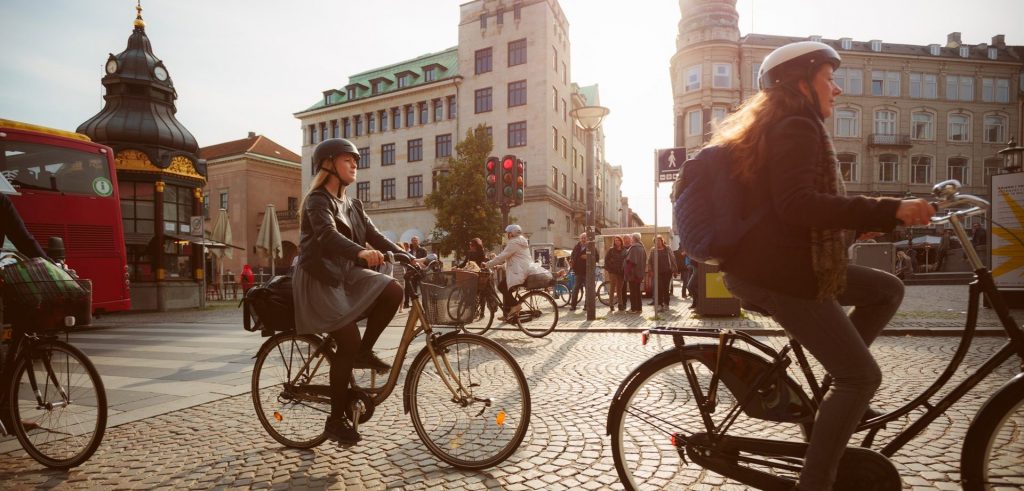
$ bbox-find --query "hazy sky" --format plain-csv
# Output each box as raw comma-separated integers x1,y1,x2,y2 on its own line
2,0,1021,225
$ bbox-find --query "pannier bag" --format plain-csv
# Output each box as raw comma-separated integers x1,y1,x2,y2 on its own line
523,261,554,289
243,275,296,335
1,257,91,330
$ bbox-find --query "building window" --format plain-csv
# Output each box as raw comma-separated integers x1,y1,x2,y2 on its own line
949,113,971,142
435,134,452,158
685,65,701,91
475,48,492,75
878,154,899,182
911,112,934,140
711,107,727,125
551,166,558,188
433,99,443,121
217,190,228,211
381,143,395,166
405,105,415,127
561,173,567,195
838,153,858,182
424,67,436,82
982,78,1010,103
408,175,423,198
308,124,316,144
379,110,388,132
562,136,567,159
712,63,731,88
496,8,504,24
562,98,567,121
347,87,356,100
562,62,567,85
508,80,527,107
553,47,558,70
959,46,969,58
475,87,493,113
391,108,401,130
509,38,527,66
911,155,933,184
984,115,1007,143
871,71,900,97
874,109,896,135
356,182,370,201
432,169,448,193
514,3,521,19
984,158,1002,185
552,127,558,151
367,113,376,133
381,178,395,201
161,184,195,279
354,116,363,137
835,68,863,95
929,44,941,56
841,38,852,50
418,102,428,125
946,75,974,101
870,40,882,52
319,122,327,142
835,109,859,137
447,96,457,119
909,73,938,99
330,120,339,138
988,47,998,60
397,74,411,88
687,109,702,137
480,12,487,28
508,121,527,148
357,147,370,169
948,157,969,183
342,118,351,138
408,139,423,162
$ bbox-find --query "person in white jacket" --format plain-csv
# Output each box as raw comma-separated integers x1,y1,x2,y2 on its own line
485,224,532,319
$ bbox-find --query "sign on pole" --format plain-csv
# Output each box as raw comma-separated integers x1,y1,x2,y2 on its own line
190,216,204,237
656,147,686,183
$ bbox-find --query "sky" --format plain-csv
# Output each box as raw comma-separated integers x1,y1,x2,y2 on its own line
2,0,1022,226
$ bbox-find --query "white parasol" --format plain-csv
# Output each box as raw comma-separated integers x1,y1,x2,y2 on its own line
255,203,283,276
210,208,232,289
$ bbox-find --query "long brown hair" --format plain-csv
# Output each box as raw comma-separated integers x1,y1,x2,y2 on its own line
298,162,335,222
708,84,814,183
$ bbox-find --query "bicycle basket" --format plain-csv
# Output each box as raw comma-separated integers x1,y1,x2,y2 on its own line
420,270,479,326
2,278,92,330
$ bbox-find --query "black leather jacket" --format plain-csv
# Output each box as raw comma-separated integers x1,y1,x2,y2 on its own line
296,188,404,287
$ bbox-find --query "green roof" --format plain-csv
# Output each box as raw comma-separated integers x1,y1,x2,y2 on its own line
578,84,600,106
301,47,460,113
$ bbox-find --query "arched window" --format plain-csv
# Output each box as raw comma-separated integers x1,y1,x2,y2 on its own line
911,155,933,184
949,113,971,142
878,154,899,182
911,112,934,140
984,158,1002,186
835,109,859,137
837,153,858,182
874,109,897,135
947,157,969,184
984,115,1007,143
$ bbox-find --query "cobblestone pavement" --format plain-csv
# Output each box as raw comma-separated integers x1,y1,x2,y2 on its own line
0,328,1017,490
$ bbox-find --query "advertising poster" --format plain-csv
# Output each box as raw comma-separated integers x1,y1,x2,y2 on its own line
990,172,1024,289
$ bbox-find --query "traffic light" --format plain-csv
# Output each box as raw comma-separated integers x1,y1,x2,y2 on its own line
514,158,526,206
485,156,499,204
501,155,516,204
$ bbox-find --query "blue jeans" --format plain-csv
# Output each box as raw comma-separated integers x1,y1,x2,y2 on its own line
723,264,903,490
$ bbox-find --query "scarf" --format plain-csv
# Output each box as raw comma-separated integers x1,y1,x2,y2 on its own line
810,120,849,301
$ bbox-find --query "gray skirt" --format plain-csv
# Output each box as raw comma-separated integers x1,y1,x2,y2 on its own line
292,261,397,335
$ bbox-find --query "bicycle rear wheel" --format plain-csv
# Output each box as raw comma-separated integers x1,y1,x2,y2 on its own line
960,375,1024,490
252,333,330,449
551,283,570,307
461,294,496,336
609,347,810,490
514,291,558,338
406,333,530,470
9,339,107,469
597,281,612,306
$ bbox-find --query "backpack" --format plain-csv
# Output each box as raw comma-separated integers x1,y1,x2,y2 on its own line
242,275,295,335
672,146,766,265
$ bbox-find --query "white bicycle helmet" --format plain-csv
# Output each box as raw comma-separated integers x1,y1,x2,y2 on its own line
505,224,523,236
758,41,841,90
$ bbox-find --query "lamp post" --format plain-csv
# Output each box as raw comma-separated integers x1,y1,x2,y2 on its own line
999,137,1024,174
570,105,610,321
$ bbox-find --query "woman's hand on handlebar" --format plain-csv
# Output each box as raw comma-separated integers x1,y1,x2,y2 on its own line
358,249,386,267
896,198,933,227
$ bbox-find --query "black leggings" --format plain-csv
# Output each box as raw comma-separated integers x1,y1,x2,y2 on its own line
329,281,403,419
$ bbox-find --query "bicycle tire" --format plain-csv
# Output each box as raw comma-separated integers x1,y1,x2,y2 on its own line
597,281,612,307
405,333,530,470
514,290,558,338
252,332,330,449
608,346,812,490
461,293,496,336
551,283,570,307
960,373,1024,490
9,339,107,469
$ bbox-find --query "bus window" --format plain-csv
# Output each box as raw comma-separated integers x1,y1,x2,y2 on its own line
1,141,114,197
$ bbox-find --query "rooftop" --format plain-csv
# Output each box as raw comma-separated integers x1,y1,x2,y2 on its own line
200,133,300,164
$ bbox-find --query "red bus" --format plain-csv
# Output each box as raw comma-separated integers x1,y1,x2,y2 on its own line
0,119,131,313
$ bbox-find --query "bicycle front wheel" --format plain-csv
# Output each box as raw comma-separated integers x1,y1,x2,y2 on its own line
9,339,107,469
597,281,612,306
551,283,570,307
514,291,558,338
461,294,496,336
406,333,531,470
609,347,810,490
960,374,1024,490
252,333,330,449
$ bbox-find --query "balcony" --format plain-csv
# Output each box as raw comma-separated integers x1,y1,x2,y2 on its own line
869,134,912,147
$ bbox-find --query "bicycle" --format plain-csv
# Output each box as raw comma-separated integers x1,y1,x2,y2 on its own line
606,179,1024,490
0,249,107,469
250,254,531,470
554,270,613,309
454,267,559,338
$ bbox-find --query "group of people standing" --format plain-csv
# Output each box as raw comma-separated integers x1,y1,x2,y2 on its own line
567,232,679,314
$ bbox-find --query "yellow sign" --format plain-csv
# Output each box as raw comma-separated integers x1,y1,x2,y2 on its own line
705,271,734,299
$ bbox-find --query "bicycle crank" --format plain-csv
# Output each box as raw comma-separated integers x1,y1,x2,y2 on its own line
348,389,375,425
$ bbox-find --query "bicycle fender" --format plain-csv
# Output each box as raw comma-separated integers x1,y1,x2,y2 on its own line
960,371,1024,489
401,330,465,414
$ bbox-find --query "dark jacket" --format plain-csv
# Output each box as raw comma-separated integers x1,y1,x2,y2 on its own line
0,194,46,258
722,112,901,299
570,241,599,275
409,245,428,260
296,188,404,287
604,247,625,275
458,249,486,268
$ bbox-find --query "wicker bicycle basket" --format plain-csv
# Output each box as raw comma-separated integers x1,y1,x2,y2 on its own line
1,278,92,330
420,270,479,326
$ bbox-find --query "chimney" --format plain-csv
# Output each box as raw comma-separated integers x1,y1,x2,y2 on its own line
992,34,1006,48
946,32,961,48
248,131,256,139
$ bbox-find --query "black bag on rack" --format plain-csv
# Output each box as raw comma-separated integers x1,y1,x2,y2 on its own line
242,275,295,335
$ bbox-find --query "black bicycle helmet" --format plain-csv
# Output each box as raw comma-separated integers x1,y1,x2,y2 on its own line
312,138,359,175
758,41,841,90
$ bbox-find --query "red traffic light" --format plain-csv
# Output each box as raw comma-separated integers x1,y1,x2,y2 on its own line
503,157,514,170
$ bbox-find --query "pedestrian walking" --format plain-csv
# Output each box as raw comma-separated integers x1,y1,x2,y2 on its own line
604,235,626,312
623,232,646,313
404,236,427,308
647,235,676,312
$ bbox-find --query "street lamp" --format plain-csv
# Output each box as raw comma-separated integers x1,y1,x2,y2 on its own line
570,105,609,321
999,137,1024,174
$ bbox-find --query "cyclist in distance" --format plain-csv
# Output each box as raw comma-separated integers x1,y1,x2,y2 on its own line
484,224,531,320
293,138,409,445
457,237,487,269
711,41,933,490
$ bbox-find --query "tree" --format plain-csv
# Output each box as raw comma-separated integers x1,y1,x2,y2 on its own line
425,125,503,259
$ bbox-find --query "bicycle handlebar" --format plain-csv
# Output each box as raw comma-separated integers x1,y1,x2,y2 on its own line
927,179,990,226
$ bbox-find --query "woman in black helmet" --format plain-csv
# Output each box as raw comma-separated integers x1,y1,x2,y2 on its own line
293,138,408,445
712,41,933,489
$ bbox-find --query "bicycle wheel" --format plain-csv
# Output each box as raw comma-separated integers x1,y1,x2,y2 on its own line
514,290,558,338
609,346,811,490
597,281,612,306
960,374,1024,490
252,333,331,449
9,339,107,469
406,333,530,470
551,283,570,307
461,293,496,336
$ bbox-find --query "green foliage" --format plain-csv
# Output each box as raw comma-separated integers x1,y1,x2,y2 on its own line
425,125,503,258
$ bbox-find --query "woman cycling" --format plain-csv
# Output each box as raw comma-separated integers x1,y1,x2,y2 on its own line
457,237,487,269
293,138,408,445
713,41,933,489
484,224,531,321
